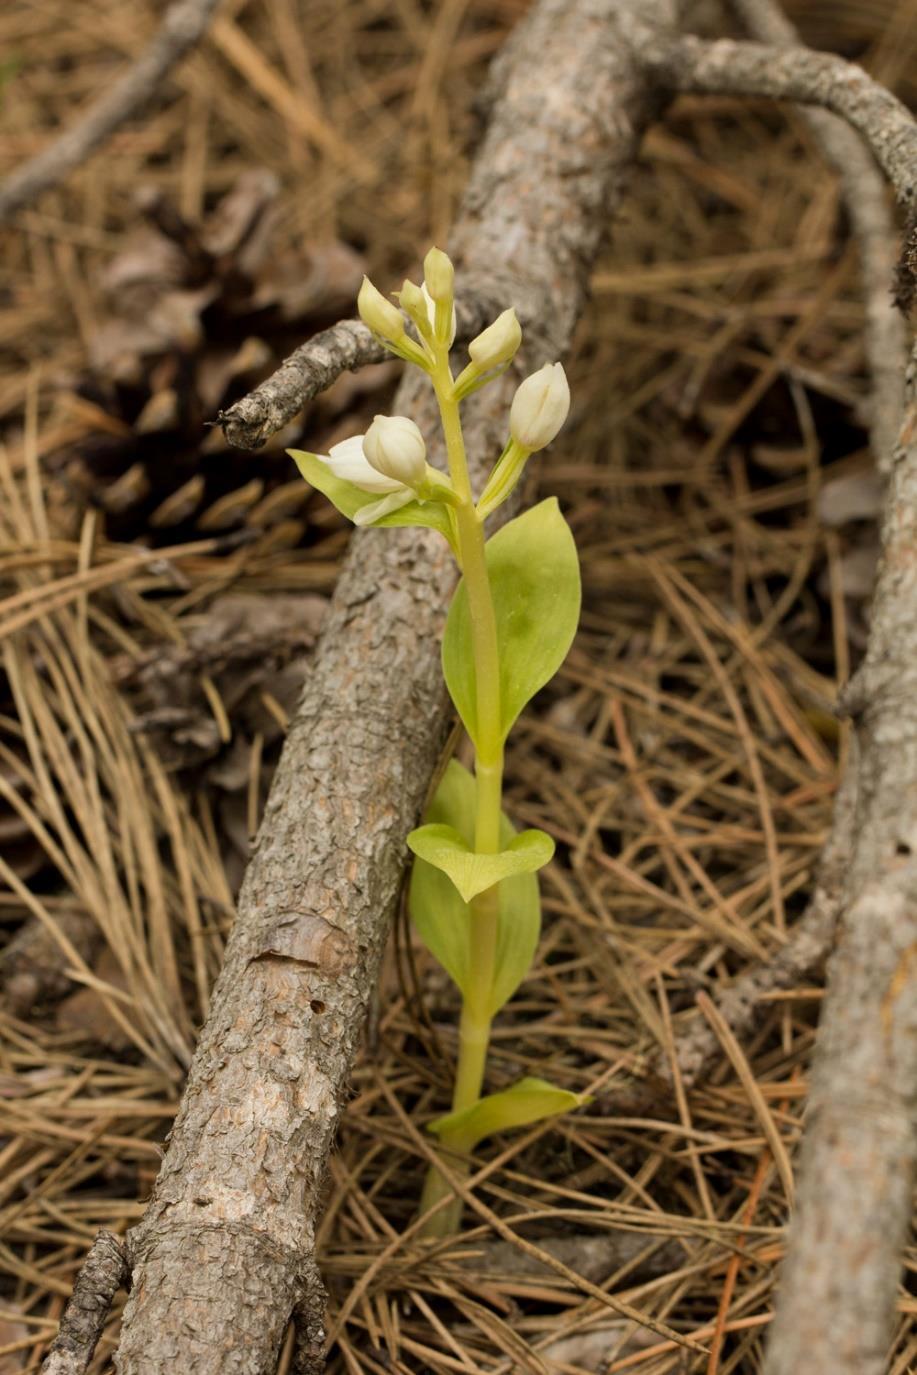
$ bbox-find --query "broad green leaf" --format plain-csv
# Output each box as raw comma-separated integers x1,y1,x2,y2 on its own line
287,449,456,547
407,823,553,904
408,760,541,1013
429,1076,590,1148
442,498,580,748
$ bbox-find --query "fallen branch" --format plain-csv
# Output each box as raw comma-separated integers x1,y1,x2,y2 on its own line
760,346,917,1375
638,35,917,209
637,26,917,1371
0,0,220,225
40,1232,126,1375
730,0,905,465
42,12,915,1375
106,0,686,1370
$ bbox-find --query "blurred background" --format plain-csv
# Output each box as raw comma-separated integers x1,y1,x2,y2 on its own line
0,1,915,1371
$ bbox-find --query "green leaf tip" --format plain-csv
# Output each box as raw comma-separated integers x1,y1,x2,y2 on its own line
407,823,554,903
429,1076,591,1149
408,759,541,1014
287,448,457,548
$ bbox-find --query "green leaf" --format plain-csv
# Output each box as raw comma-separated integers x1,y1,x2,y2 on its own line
408,760,541,1013
407,823,553,904
372,500,456,547
288,448,375,520
442,498,580,747
287,449,456,547
429,1076,590,1148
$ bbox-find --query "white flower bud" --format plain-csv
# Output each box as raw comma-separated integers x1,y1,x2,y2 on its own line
423,246,454,302
363,415,427,487
509,362,570,452
323,434,403,493
468,308,522,371
357,276,405,342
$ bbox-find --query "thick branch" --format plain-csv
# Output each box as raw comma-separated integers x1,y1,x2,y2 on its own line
639,35,917,209
730,0,905,465
761,346,917,1375
110,1,683,1371
40,1232,127,1375
0,0,220,225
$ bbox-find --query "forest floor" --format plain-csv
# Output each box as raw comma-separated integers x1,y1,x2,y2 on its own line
1,0,916,1371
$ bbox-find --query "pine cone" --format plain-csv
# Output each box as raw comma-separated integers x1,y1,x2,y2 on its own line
50,172,398,546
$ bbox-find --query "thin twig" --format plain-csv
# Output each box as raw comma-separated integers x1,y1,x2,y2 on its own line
219,291,501,450
0,0,221,225
218,319,386,450
39,1231,127,1375
636,30,917,1372
638,35,917,209
730,0,905,466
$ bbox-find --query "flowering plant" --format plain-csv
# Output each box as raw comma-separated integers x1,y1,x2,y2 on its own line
289,248,588,1235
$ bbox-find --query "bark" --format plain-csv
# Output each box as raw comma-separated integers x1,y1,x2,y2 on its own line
0,0,221,225
40,1232,127,1375
638,35,917,209
634,28,917,1369
112,1,681,1371
729,0,905,467
761,347,917,1375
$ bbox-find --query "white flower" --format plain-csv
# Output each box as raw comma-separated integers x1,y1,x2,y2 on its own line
316,434,417,528
319,435,403,493
509,362,570,451
468,308,522,371
357,276,405,342
421,282,456,348
363,415,427,486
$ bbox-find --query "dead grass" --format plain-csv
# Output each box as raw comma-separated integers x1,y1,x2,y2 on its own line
1,0,916,1371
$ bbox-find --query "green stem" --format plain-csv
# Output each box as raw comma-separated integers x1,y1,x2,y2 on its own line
419,351,506,1237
